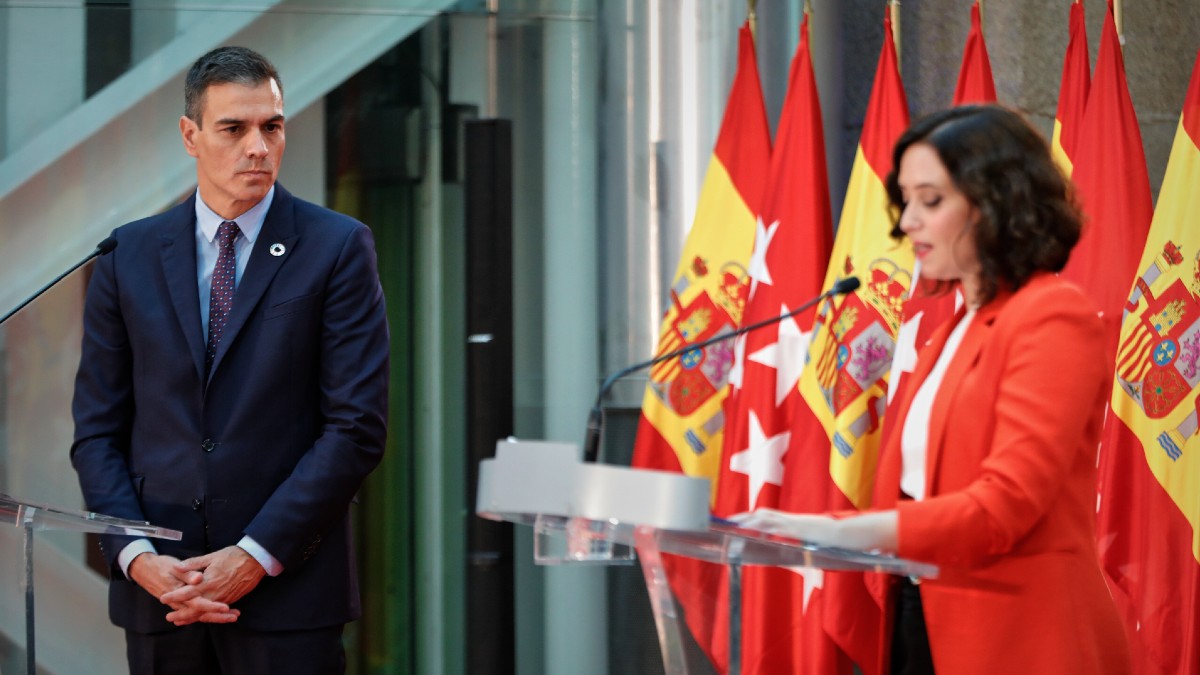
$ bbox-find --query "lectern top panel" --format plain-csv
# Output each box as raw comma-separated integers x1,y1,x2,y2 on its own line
1,493,182,539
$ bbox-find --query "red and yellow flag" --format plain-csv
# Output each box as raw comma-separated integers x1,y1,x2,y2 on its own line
1098,48,1200,675
711,12,844,674
1051,0,1091,175
630,22,770,668
631,22,770,485
797,5,910,515
1060,0,1153,357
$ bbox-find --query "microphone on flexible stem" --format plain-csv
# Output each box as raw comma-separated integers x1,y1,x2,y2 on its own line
0,237,118,327
582,275,861,463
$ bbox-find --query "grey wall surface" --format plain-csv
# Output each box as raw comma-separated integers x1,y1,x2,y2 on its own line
887,0,1197,202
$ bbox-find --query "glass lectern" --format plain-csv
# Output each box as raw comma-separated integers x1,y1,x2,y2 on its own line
477,439,938,674
1,493,181,675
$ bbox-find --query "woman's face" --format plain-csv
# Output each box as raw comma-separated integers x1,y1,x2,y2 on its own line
896,142,982,304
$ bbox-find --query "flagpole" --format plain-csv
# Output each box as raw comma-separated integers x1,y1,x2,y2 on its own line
1114,0,1123,44
747,0,757,41
890,0,902,65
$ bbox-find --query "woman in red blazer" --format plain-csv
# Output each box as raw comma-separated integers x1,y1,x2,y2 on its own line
734,105,1130,674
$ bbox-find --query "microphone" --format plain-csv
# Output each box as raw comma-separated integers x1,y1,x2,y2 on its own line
583,275,861,462
0,236,118,327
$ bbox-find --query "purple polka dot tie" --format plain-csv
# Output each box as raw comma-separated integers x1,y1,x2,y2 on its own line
206,221,240,373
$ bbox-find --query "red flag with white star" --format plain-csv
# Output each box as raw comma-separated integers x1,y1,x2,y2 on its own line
711,13,845,674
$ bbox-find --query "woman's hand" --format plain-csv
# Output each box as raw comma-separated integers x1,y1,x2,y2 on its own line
728,508,841,544
728,508,899,552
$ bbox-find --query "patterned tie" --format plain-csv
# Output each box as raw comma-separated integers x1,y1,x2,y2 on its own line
206,221,240,373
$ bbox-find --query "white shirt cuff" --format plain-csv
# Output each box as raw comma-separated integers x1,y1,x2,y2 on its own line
117,539,157,579
237,535,284,577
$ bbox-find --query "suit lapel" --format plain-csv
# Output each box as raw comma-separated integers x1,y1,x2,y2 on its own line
207,185,299,380
923,291,1011,494
160,195,206,383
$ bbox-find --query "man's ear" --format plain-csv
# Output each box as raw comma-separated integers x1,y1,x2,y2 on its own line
180,115,200,158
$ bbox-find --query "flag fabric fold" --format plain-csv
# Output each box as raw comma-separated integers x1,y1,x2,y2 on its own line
952,1,997,105
1098,47,1200,675
630,21,771,668
1051,1,1091,175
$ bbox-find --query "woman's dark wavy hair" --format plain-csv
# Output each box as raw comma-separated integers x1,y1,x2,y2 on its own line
885,105,1082,305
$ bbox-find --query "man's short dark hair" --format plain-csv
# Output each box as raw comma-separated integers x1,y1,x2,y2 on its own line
184,46,282,126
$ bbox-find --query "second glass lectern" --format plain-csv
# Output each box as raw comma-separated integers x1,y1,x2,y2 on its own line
1,493,182,675
477,439,937,674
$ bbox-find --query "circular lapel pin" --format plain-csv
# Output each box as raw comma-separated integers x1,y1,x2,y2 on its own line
269,243,286,257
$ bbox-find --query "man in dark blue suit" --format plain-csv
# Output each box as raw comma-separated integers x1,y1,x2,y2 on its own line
70,46,389,673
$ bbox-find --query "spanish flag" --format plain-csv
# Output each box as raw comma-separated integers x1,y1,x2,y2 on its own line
1051,0,1091,175
1098,48,1200,675
631,22,770,486
797,4,911,515
630,21,770,667
799,9,911,674
792,7,912,667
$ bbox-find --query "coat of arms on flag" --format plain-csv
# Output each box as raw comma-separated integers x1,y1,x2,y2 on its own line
1115,246,1200,450
646,263,749,444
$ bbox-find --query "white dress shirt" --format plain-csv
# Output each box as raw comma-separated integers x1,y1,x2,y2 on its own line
118,187,283,579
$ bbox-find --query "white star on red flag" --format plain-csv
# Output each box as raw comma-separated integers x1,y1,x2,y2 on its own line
728,409,790,509
746,216,780,295
788,565,825,614
747,303,812,405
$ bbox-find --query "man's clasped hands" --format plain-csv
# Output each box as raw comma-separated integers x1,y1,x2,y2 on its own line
127,546,267,626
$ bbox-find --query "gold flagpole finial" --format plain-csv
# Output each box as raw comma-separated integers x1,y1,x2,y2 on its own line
890,0,902,65
1114,0,1124,43
747,0,758,41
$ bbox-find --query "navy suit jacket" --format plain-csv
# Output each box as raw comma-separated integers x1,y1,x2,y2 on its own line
71,184,389,633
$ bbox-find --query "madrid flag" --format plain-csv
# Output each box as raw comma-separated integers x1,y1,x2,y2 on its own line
712,12,842,674
952,1,997,105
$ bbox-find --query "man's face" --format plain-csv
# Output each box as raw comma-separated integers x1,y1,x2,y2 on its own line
180,79,285,219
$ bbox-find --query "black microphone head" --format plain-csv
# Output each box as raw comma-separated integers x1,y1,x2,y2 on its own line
831,276,861,295
96,236,118,255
